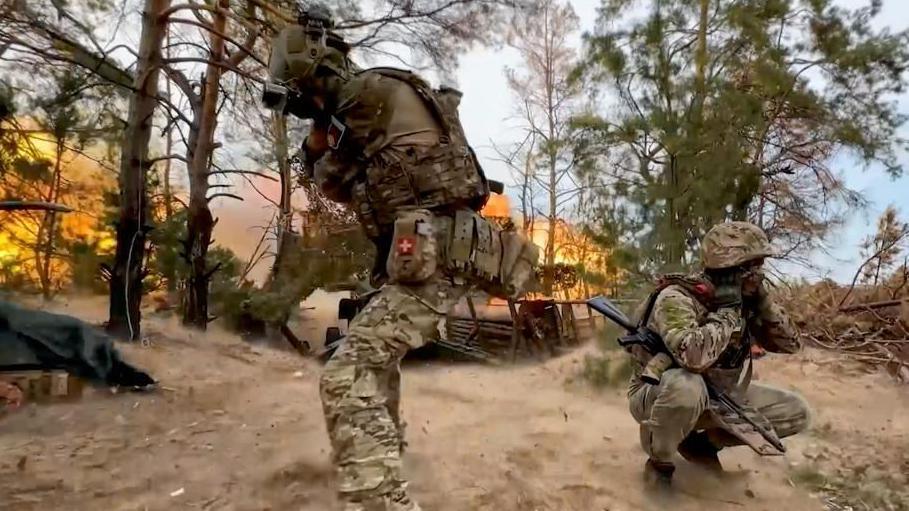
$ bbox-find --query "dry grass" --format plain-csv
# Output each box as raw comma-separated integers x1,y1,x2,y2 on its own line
774,277,909,383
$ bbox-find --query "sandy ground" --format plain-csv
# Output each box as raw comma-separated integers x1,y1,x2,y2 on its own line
1,298,907,511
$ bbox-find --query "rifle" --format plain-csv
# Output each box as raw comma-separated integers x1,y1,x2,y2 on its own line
586,295,786,456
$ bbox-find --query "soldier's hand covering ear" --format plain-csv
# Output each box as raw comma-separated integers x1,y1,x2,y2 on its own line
286,91,324,120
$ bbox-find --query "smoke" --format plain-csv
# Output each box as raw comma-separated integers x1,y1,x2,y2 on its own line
295,289,348,350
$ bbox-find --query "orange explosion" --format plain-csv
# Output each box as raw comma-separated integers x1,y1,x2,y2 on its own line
480,193,512,219
0,129,115,286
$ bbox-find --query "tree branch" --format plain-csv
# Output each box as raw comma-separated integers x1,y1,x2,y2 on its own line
207,192,244,202
208,168,278,181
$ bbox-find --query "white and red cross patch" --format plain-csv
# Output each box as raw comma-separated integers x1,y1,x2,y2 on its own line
396,236,416,256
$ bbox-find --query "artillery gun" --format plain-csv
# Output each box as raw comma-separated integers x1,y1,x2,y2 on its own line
319,282,594,364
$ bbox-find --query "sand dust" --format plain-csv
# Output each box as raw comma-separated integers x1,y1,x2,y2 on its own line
1,298,907,510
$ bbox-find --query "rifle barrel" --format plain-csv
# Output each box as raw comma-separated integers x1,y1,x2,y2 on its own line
710,384,786,453
0,201,73,212
586,296,636,331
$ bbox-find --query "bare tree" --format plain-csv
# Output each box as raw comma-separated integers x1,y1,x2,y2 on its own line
860,206,909,287
504,0,583,294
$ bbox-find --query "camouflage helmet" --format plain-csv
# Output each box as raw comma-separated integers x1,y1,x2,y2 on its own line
268,6,352,86
701,221,775,269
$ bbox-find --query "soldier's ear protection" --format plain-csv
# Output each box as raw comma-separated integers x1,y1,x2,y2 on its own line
262,4,330,109
262,82,289,112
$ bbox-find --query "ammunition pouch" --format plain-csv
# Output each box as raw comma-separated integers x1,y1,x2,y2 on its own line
351,144,488,239
387,209,439,285
385,209,539,298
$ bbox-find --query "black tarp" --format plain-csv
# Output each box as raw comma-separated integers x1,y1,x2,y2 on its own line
0,300,155,388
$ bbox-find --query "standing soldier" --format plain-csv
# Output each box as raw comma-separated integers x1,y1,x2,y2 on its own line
263,7,539,510
627,221,811,487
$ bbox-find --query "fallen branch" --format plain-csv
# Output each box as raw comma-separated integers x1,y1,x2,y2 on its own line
839,299,903,313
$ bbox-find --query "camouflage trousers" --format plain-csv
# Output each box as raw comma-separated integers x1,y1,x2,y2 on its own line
320,276,466,510
628,368,811,463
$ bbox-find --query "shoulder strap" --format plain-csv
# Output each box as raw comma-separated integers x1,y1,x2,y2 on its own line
362,67,454,138
639,274,714,327
638,288,663,328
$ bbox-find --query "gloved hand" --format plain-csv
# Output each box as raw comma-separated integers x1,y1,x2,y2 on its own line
743,275,771,312
713,280,742,309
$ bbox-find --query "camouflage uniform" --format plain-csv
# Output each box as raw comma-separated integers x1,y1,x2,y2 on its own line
628,222,811,468
267,13,537,510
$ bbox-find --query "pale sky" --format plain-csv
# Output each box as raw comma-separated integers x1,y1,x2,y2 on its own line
215,0,909,283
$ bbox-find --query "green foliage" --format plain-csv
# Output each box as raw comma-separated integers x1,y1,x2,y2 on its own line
260,226,374,318
536,263,579,295
0,82,51,180
147,210,188,291
577,0,909,275
206,246,249,323
145,204,374,334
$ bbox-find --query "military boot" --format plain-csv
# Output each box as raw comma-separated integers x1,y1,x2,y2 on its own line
643,459,675,489
678,431,723,473
344,487,421,511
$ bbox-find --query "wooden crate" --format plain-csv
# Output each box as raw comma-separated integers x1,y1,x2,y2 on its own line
0,370,84,403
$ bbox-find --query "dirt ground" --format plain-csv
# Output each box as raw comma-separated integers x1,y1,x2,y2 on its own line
1,298,907,511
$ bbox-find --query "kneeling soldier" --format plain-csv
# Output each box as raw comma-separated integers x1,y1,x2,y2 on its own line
628,221,811,486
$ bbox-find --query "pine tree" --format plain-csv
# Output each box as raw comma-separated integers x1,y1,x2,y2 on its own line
576,0,909,275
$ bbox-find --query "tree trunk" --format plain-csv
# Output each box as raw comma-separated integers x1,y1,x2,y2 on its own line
40,140,65,298
694,0,709,115
181,0,227,329
182,203,215,328
264,112,298,341
35,138,65,298
107,0,169,340
543,3,557,296
269,112,293,283
162,24,176,293
664,154,685,269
